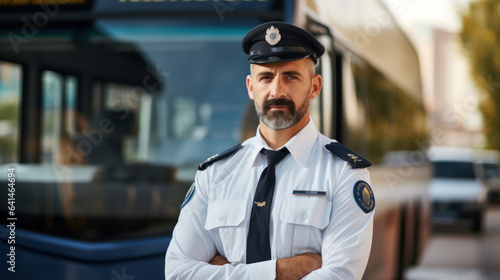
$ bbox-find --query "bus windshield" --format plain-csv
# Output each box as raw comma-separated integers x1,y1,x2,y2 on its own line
0,19,258,241
95,19,255,178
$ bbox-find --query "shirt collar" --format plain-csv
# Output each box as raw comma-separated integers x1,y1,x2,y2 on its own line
250,118,318,168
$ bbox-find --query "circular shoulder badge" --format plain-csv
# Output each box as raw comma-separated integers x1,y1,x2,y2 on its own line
181,183,196,210
353,180,375,213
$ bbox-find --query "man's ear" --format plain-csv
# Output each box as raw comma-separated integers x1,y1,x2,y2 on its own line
246,75,255,100
310,74,322,100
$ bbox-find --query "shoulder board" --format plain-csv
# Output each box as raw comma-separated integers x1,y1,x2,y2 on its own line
325,142,371,169
198,144,243,171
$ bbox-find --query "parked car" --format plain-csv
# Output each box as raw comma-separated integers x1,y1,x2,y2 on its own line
427,146,487,232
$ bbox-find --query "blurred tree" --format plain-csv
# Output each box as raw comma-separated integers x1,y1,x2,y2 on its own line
0,102,18,120
460,0,500,150
0,102,19,163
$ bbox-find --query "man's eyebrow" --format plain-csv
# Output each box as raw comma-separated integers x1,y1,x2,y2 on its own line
255,71,275,77
255,70,303,77
282,70,303,76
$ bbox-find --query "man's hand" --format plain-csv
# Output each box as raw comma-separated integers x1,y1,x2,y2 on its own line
276,253,322,280
209,254,230,266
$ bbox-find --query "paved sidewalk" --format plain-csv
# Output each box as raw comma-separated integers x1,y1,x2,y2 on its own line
405,207,500,280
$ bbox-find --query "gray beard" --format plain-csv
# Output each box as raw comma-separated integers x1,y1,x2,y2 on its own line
255,98,309,130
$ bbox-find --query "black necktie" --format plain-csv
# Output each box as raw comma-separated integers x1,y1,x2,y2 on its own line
246,148,290,264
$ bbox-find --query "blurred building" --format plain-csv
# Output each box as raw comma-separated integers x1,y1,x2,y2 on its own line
429,27,484,148
385,0,485,148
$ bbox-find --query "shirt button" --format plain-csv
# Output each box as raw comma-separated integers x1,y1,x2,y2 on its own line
302,213,308,220
218,216,225,222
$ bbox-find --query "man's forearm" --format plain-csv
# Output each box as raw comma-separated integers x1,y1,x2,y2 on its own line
209,253,321,279
276,253,322,280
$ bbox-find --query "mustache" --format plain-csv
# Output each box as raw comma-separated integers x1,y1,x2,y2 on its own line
263,99,295,110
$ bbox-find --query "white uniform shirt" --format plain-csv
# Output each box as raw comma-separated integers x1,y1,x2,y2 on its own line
165,120,374,279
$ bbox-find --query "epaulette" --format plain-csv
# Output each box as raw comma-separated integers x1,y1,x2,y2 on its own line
198,144,243,171
325,142,371,169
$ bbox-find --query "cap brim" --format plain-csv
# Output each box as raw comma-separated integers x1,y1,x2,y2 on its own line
249,54,312,64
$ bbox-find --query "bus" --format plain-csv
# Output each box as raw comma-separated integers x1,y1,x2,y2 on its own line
0,0,430,279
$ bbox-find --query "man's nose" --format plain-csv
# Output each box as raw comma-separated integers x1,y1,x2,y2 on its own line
269,76,286,99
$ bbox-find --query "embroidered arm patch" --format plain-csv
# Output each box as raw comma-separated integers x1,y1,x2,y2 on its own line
353,180,375,213
181,183,196,210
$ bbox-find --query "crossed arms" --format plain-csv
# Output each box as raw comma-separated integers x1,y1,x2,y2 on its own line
209,253,322,280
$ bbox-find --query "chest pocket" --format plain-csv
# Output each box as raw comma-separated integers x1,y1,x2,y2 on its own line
280,195,332,255
204,201,247,262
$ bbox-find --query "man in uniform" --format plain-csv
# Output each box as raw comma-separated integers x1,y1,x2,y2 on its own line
165,21,375,280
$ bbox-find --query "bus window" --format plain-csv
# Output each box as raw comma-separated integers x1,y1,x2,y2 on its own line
104,83,142,111
41,71,79,164
0,61,21,163
41,70,63,163
349,60,428,163
65,76,78,138
103,82,143,163
310,60,322,134
342,57,366,154
312,50,335,139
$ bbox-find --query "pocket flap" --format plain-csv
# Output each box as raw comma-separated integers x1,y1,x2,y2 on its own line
205,201,247,230
280,196,332,229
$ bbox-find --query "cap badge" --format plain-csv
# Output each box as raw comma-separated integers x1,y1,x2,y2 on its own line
265,26,281,46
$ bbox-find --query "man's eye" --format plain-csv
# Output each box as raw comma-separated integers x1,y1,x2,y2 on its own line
287,76,298,80
260,76,272,81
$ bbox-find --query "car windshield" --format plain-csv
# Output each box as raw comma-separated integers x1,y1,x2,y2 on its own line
432,161,476,179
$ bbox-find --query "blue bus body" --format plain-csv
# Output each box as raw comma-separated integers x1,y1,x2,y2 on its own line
1,227,170,279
